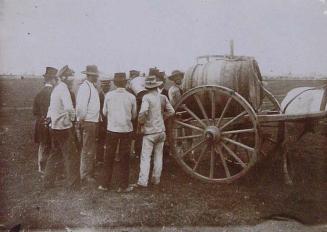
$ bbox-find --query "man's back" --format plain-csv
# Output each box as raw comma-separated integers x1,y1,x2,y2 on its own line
103,88,137,133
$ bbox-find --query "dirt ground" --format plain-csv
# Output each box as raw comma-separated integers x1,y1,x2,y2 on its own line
0,78,326,230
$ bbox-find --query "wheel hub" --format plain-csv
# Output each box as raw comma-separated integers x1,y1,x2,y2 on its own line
205,126,221,141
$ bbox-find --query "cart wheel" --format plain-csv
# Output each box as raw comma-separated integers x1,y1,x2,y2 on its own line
169,85,260,183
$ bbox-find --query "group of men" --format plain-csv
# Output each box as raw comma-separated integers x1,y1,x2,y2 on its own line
33,65,184,192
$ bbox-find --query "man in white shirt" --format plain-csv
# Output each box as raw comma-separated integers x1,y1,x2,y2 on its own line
76,65,100,185
44,66,80,190
168,70,184,106
98,73,137,193
135,76,175,188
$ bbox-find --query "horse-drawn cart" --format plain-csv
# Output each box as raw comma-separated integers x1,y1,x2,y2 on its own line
168,53,327,184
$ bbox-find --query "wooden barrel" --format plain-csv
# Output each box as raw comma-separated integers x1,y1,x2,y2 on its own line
182,55,264,110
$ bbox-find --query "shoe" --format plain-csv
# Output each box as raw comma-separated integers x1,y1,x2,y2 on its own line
131,183,147,189
122,186,134,193
98,185,109,191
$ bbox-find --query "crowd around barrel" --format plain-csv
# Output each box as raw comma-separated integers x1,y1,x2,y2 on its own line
33,65,184,193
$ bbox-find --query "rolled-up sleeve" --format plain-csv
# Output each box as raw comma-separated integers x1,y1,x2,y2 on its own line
138,97,149,124
102,94,109,117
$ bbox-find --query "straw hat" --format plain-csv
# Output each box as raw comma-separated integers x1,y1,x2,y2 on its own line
145,75,163,89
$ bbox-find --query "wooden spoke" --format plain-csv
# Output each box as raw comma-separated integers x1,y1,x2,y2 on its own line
221,128,255,135
176,134,203,140
193,144,208,171
216,145,231,178
220,111,247,131
176,120,204,132
222,137,254,152
217,97,232,127
210,90,215,120
221,142,247,168
193,94,210,124
182,104,207,128
209,144,215,178
181,139,208,158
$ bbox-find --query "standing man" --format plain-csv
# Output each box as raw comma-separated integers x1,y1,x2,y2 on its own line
168,70,184,106
44,66,80,190
135,76,175,188
76,65,100,186
129,70,147,158
33,67,57,173
99,73,137,192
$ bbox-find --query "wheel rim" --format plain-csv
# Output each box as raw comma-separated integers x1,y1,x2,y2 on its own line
170,85,260,183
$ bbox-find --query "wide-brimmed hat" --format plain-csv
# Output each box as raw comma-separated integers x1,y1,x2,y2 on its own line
43,67,58,79
145,75,163,89
168,70,184,81
129,70,140,77
113,72,127,83
57,65,74,78
81,65,99,76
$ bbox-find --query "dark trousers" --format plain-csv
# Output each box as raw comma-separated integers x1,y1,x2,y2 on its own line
44,128,80,187
102,131,132,189
134,92,146,156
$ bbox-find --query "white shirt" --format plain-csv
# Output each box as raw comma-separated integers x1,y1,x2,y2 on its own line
103,88,137,133
76,80,100,122
168,84,182,106
129,76,146,95
139,90,175,135
47,80,75,130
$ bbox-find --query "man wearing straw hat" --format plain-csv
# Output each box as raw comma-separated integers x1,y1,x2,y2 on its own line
33,67,57,173
76,65,101,186
99,72,137,193
44,66,80,190
134,75,175,188
168,70,184,106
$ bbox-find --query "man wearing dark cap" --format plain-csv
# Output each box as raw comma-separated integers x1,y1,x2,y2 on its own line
33,67,57,173
99,73,137,193
44,66,80,190
76,65,101,186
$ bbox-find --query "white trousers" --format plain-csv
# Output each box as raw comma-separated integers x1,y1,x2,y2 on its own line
138,132,166,186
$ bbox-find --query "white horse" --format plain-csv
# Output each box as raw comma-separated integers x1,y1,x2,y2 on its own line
279,86,327,184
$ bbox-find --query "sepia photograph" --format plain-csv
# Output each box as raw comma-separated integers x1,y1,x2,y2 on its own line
0,0,326,231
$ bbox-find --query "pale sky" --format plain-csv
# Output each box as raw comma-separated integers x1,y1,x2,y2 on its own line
0,0,327,76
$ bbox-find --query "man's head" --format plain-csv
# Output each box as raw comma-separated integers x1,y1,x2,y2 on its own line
100,79,111,93
129,70,140,79
145,75,163,91
168,70,184,85
82,65,99,83
113,72,127,88
43,67,58,86
58,65,75,88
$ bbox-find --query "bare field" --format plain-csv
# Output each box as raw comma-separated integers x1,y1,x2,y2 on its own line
0,78,326,230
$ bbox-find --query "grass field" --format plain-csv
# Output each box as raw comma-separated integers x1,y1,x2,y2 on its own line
0,77,326,230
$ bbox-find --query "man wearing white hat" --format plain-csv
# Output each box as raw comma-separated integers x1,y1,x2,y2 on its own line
76,65,101,186
135,76,175,188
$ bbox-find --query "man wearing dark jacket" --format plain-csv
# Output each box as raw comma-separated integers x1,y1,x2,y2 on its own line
33,67,57,173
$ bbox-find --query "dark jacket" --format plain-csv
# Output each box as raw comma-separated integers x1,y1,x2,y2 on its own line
33,85,52,144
